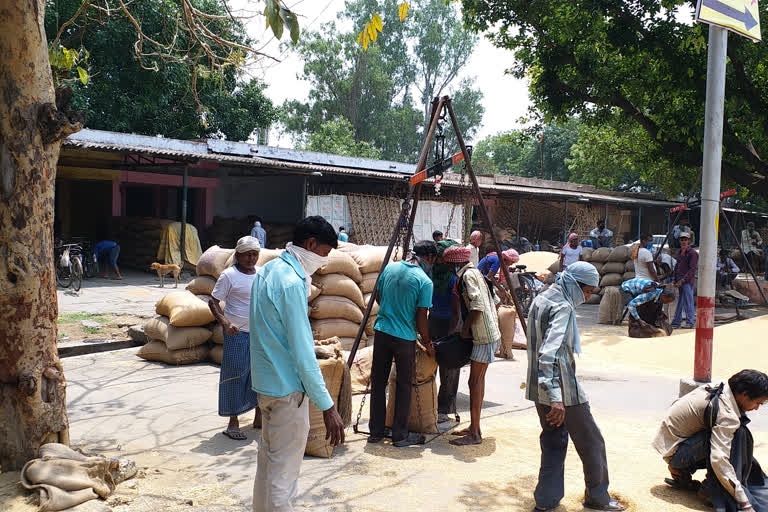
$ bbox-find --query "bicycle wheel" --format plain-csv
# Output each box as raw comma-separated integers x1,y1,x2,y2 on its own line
71,257,83,291
515,276,536,317
83,254,97,278
56,262,72,288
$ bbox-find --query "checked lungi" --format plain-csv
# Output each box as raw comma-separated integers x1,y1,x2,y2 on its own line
219,331,259,417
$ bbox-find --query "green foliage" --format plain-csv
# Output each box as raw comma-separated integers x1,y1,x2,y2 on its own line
264,0,300,43
460,0,768,197
301,118,382,159
48,45,89,86
283,0,482,162
44,0,277,141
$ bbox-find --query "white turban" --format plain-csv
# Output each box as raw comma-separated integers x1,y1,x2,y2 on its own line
236,236,261,253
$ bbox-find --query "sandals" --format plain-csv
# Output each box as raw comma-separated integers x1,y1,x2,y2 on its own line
222,429,247,440
664,477,701,491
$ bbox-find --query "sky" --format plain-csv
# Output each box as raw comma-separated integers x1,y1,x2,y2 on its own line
233,0,531,147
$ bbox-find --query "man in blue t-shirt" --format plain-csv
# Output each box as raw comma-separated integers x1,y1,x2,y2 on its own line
369,240,437,447
93,240,122,280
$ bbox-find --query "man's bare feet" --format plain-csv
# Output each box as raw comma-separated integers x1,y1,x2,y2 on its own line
449,433,482,446
451,428,471,436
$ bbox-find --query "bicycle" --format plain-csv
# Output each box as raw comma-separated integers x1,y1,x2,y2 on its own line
73,238,97,279
55,242,84,291
507,264,540,317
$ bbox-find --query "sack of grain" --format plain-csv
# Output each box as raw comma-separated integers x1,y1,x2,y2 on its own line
624,260,634,273
349,346,373,394
186,276,216,295
306,357,350,458
336,241,359,253
548,259,561,274
195,294,215,305
196,246,235,279
310,296,364,323
314,337,343,359
360,272,379,294
257,249,283,267
586,293,602,305
608,245,632,262
313,274,365,308
363,293,379,315
211,324,224,344
156,291,216,327
137,340,210,365
622,272,636,282
497,305,522,358
597,286,623,325
338,337,368,351
316,250,363,283
591,247,612,263
210,345,223,365
599,273,623,288
311,319,365,340
309,284,322,302
143,316,212,350
385,373,439,434
601,261,626,275
351,246,400,274
590,262,603,274
582,247,594,261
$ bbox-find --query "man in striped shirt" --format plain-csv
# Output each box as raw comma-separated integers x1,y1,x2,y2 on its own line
527,262,625,511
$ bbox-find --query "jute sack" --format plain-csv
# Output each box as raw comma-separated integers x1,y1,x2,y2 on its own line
624,259,635,273
314,337,343,359
313,274,365,308
309,284,322,302
349,345,373,394
311,319,366,340
363,293,379,315
360,272,379,294
599,273,623,288
306,357,351,458
622,272,636,282
591,247,612,263
338,337,368,351
601,261,626,275
309,296,364,323
582,247,594,261
336,241,359,253
351,246,401,274
143,315,212,350
211,324,224,344
156,291,216,327
587,293,602,305
597,286,623,325
590,262,603,274
137,340,210,365
548,260,561,274
385,347,439,434
186,276,216,295
210,344,223,365
257,249,283,267
316,250,363,283
365,314,376,336
196,246,235,279
608,244,632,262
497,305,521,358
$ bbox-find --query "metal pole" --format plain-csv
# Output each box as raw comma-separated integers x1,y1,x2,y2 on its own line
563,200,569,245
446,99,527,334
637,207,642,240
694,26,728,384
516,198,521,241
180,166,188,268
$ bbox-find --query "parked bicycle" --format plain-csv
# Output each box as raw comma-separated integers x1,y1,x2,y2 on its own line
71,237,97,278
55,242,84,291
507,264,540,317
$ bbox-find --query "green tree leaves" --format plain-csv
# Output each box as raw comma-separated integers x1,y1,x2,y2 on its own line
302,118,383,159
264,0,300,43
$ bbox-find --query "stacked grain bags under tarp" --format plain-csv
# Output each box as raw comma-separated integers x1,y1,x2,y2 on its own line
307,337,352,458
385,343,439,434
138,291,215,365
311,249,367,351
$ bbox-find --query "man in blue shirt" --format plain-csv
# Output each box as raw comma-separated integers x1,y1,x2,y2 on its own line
250,216,344,512
369,240,437,447
250,220,267,248
338,226,349,242
93,240,122,280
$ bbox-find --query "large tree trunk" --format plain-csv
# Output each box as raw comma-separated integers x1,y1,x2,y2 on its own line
0,0,83,470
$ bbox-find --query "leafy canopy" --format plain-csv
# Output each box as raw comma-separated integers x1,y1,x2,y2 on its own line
460,0,768,198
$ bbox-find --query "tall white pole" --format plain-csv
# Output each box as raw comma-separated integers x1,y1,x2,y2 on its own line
694,25,728,383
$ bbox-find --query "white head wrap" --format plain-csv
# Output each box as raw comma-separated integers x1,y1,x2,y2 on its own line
554,261,599,354
285,242,329,297
254,221,262,228
236,236,261,253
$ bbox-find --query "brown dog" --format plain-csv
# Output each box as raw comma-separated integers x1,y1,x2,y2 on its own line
150,262,181,288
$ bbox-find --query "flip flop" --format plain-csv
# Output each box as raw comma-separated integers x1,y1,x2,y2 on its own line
222,429,247,440
664,477,700,491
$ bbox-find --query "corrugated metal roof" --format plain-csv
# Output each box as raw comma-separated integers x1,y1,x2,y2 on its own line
63,129,680,207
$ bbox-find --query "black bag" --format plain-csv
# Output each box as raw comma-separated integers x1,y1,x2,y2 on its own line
433,333,473,369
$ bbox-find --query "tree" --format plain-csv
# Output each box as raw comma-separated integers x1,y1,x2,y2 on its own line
44,0,277,140
302,118,382,159
0,0,291,470
284,0,483,162
460,0,768,197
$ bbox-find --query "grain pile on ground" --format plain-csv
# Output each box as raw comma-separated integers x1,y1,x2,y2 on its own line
385,343,439,434
516,251,559,275
306,338,352,458
109,216,173,269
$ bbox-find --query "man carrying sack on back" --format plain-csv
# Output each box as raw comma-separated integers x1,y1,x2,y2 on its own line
442,245,500,446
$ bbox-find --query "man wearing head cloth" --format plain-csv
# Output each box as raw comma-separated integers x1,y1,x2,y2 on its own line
526,261,626,511
442,245,500,446
251,220,267,249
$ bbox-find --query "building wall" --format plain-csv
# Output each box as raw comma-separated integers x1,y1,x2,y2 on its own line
213,174,305,223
